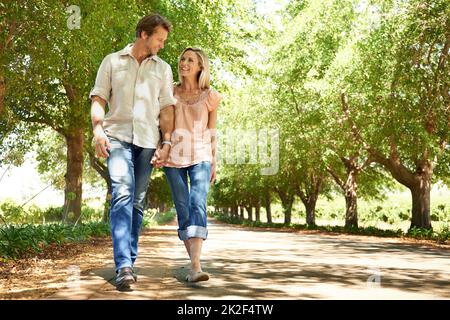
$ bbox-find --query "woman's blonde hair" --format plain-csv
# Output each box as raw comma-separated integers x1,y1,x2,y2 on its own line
178,47,210,89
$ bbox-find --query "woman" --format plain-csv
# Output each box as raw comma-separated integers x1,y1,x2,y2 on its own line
160,47,221,282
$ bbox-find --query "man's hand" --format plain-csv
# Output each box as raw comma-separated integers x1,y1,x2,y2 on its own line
91,96,109,158
210,159,216,185
94,128,110,158
151,144,170,168
157,144,170,164
150,149,162,168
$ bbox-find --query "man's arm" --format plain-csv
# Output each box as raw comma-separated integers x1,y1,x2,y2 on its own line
154,105,174,165
152,63,176,165
90,54,112,158
91,96,110,158
160,105,174,143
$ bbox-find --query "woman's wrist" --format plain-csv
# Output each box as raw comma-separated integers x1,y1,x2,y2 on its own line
161,143,171,151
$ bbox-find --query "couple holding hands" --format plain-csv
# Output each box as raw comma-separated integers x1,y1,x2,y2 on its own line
90,13,220,290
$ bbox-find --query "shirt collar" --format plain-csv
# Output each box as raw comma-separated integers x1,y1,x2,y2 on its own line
119,43,158,62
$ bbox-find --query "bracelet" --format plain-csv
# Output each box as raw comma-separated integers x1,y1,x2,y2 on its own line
162,140,172,147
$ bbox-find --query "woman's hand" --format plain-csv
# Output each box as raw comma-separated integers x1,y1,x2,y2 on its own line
150,145,170,168
157,144,170,164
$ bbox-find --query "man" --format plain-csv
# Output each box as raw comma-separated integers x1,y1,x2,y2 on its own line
90,14,175,290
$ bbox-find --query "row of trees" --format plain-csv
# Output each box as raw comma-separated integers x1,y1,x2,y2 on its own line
211,0,449,230
1,0,449,231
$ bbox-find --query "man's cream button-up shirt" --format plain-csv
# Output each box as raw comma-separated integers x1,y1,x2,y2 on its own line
90,43,177,148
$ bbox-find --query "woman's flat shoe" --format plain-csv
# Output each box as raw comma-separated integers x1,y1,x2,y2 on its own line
186,271,210,282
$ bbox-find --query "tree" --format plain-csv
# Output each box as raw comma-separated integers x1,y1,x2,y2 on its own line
4,0,144,222
272,0,367,227
336,0,450,229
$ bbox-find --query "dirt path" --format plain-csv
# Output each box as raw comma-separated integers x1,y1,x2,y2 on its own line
52,219,450,299
1,218,449,299
0,237,113,299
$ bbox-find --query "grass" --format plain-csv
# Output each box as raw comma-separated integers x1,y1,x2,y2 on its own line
212,213,450,244
314,186,450,233
142,208,176,227
0,222,110,261
222,185,450,233
0,208,177,261
210,186,450,244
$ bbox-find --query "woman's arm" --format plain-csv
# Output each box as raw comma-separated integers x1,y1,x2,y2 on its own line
208,108,218,183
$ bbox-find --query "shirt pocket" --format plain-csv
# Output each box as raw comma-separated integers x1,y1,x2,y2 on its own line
111,66,130,88
146,71,162,91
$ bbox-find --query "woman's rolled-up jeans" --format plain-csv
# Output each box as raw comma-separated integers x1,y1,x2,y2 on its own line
163,161,211,241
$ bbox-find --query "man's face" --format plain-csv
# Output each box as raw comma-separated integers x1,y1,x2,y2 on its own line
143,26,168,56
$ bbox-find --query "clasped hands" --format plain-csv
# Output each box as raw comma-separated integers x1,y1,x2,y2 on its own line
93,130,169,168
151,144,170,168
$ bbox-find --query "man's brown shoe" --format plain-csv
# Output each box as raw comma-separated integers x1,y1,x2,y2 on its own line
116,267,135,290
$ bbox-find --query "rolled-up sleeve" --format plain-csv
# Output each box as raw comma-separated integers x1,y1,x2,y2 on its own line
159,64,177,110
89,55,112,102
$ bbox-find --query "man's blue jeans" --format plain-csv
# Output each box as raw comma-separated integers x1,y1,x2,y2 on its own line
164,161,211,241
107,137,155,272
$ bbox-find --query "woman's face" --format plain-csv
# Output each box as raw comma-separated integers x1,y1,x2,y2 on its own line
179,50,202,79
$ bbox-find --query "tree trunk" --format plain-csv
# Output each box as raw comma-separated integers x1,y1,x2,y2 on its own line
410,175,432,229
344,169,358,228
328,161,359,229
264,190,272,223
278,191,294,224
246,206,253,221
88,147,111,223
103,183,112,223
370,147,433,230
239,206,244,219
63,129,84,224
0,74,5,117
255,199,261,222
297,176,323,226
283,198,293,224
232,205,238,217
305,195,318,226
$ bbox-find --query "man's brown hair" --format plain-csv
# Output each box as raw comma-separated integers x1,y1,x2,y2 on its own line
135,14,171,38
